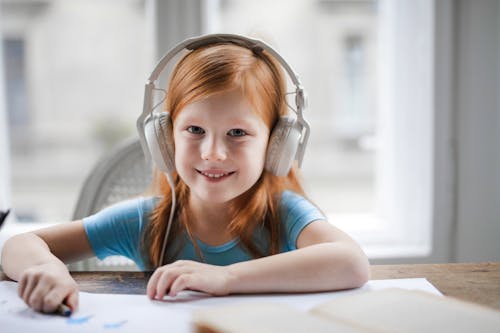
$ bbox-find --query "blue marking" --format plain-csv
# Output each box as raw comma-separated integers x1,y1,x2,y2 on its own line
103,320,128,329
66,315,93,325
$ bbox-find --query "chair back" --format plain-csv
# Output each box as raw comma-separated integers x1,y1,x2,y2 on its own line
73,138,152,220
71,138,153,271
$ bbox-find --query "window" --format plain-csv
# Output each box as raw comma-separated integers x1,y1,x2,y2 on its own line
1,0,149,222
3,39,28,130
208,0,435,260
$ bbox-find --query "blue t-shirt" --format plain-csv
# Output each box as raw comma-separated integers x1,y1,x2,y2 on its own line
83,191,325,271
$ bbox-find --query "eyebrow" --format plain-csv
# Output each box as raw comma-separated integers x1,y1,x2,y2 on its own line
174,116,203,125
175,115,258,128
227,118,257,128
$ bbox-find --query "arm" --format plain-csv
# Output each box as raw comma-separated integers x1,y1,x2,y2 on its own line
147,220,369,298
227,220,370,293
0,221,94,312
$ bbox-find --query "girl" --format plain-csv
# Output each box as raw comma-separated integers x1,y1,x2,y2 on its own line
1,35,369,314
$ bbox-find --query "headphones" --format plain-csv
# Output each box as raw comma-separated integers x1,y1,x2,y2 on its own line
136,34,310,266
136,33,310,178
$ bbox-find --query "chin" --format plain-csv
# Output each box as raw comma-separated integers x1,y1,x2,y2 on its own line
195,192,238,205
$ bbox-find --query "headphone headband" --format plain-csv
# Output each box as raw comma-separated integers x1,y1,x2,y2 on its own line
148,34,303,90
137,33,309,168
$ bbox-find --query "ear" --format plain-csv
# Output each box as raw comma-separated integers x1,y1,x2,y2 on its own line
265,116,302,176
144,112,176,174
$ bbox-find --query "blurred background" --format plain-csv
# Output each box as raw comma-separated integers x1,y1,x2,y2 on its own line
0,0,498,266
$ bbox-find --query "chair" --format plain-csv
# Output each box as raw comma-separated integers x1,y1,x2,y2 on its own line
71,137,153,271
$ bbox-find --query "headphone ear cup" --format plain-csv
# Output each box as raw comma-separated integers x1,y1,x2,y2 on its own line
144,112,176,174
265,116,302,176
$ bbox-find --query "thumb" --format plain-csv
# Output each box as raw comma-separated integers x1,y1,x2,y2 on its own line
66,290,79,312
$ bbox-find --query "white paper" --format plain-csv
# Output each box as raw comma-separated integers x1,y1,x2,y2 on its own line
0,278,441,333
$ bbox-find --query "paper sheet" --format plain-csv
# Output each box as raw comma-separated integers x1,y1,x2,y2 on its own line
0,278,441,333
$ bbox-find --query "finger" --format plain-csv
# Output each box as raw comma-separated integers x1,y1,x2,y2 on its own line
18,273,28,298
41,285,78,313
66,289,79,312
146,269,161,299
29,282,53,311
147,261,194,299
169,274,194,297
41,287,66,313
155,269,176,300
21,274,39,305
155,267,186,300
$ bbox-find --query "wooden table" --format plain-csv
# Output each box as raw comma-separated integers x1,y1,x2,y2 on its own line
2,262,499,310
370,262,500,310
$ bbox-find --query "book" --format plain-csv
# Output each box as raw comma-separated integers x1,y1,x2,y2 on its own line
192,288,500,333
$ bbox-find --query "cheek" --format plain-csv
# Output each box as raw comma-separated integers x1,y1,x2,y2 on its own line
175,141,192,162
173,136,192,166
259,135,270,158
241,139,268,165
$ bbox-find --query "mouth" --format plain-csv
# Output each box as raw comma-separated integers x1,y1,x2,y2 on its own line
196,169,235,180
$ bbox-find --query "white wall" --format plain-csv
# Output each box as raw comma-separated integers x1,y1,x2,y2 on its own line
0,4,11,212
454,0,500,262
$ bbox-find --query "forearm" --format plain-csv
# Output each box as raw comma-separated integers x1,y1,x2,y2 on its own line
227,242,369,293
1,233,68,281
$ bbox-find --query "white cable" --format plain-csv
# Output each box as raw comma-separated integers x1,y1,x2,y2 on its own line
151,88,167,113
285,91,297,113
158,172,176,267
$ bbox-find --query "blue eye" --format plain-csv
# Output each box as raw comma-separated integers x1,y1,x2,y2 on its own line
187,126,205,135
228,129,247,137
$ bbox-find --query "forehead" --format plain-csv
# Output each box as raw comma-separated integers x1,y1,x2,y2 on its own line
175,89,265,125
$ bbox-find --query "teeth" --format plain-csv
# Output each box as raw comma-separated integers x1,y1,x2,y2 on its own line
202,172,229,178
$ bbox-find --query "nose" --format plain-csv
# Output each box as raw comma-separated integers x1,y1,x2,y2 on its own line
200,135,227,161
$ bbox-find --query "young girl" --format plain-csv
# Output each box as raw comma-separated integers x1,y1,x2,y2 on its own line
1,35,369,314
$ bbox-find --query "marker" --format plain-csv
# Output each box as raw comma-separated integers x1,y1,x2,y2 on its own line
0,209,10,229
56,303,72,317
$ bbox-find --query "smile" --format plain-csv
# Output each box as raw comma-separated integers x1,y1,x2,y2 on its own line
197,170,235,179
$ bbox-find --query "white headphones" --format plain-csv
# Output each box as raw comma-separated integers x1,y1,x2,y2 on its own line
137,33,310,177
136,34,310,266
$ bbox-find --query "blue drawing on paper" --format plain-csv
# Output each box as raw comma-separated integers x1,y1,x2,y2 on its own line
103,320,128,329
66,314,93,325
12,307,53,320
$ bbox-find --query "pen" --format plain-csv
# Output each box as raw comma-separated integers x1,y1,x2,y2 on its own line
56,303,72,317
0,209,10,229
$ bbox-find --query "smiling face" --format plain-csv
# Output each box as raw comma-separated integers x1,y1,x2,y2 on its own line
173,89,270,208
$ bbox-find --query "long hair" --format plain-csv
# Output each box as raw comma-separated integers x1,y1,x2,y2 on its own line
142,43,306,268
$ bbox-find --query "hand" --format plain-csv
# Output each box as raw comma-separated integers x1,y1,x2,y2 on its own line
18,263,79,313
147,260,233,299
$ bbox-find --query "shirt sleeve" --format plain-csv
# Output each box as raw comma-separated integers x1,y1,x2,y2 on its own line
82,197,157,270
280,191,326,250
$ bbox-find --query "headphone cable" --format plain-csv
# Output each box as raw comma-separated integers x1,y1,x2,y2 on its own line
158,172,176,267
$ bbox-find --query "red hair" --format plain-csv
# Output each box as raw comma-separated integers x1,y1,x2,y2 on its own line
142,43,306,268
